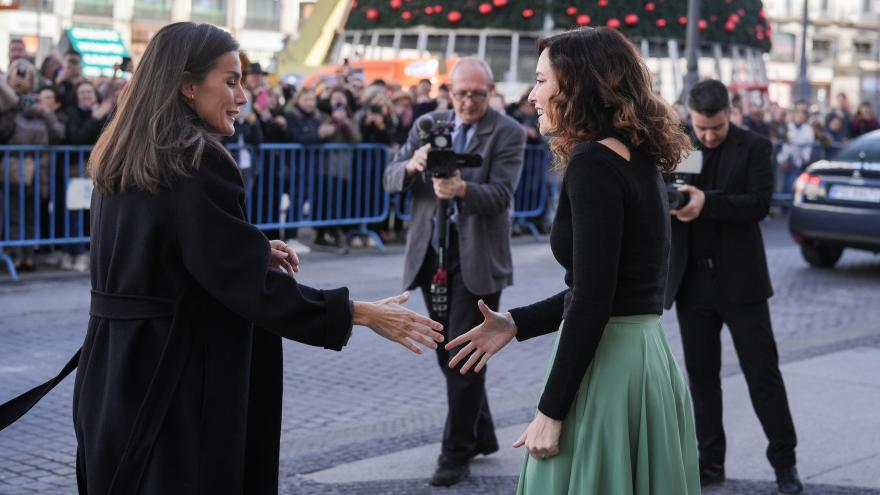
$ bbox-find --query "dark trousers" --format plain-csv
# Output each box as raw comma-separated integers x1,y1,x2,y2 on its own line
416,229,500,464
676,265,797,469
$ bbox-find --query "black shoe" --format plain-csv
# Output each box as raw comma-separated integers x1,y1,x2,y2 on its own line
775,466,804,494
470,442,499,459
430,460,469,487
699,463,725,486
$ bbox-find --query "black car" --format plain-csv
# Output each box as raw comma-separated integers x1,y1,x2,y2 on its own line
789,130,880,267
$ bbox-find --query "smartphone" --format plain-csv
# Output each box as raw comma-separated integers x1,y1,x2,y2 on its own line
369,104,383,114
19,94,37,109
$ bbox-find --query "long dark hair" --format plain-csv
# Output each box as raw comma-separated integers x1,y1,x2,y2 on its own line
90,22,238,194
538,27,691,172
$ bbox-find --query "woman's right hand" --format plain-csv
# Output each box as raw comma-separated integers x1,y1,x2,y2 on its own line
445,299,517,374
353,292,444,354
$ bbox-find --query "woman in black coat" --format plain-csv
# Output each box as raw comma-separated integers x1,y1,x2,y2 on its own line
67,22,443,494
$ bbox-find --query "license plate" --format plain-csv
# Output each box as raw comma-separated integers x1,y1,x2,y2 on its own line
828,185,880,203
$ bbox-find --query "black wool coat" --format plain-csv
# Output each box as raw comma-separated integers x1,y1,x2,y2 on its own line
73,142,353,494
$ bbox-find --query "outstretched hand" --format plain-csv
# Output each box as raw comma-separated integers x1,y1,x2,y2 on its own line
354,292,445,354
445,299,517,374
269,240,300,276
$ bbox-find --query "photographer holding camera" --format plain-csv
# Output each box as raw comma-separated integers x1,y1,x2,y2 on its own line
665,80,803,494
383,57,525,487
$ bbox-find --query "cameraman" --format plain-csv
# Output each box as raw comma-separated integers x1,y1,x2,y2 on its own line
664,80,803,494
383,57,525,487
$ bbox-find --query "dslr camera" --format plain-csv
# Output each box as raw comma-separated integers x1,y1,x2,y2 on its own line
664,149,703,210
416,115,482,178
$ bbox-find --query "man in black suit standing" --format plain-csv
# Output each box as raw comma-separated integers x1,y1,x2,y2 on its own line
665,80,803,494
384,57,526,487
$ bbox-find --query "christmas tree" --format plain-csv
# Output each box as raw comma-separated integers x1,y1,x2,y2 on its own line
345,0,771,51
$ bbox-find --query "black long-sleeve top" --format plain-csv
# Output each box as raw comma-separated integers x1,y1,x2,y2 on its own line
508,141,670,420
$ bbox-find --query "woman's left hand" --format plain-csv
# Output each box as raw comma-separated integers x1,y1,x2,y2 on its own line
269,240,300,276
512,411,562,461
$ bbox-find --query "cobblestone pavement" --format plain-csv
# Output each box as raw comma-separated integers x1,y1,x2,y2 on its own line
1,217,879,494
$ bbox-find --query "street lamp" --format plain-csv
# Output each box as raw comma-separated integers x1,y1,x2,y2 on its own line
680,0,700,102
794,0,811,103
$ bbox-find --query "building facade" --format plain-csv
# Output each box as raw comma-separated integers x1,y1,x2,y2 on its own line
0,0,315,72
764,0,880,109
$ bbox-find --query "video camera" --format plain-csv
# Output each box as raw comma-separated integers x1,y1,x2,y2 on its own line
416,115,482,177
664,149,703,210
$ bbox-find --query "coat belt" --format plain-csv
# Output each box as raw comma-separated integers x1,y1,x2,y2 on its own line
89,290,175,320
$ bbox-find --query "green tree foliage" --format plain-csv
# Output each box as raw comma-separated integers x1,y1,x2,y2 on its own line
345,0,771,52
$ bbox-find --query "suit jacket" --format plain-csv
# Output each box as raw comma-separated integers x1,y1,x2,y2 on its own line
384,108,526,295
664,125,774,308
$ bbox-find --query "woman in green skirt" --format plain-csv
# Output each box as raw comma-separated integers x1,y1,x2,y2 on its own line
445,27,701,494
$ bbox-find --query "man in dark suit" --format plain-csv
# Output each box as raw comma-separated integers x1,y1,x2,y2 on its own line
665,79,803,494
384,57,526,487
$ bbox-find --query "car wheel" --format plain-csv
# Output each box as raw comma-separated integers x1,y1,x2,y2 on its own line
800,243,843,268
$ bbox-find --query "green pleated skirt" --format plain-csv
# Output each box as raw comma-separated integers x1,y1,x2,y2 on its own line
516,315,700,495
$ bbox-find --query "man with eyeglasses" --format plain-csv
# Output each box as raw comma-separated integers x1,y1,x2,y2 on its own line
384,57,526,487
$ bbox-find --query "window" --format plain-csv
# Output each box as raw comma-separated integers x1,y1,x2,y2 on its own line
16,0,53,11
452,35,479,58
854,40,874,60
245,0,280,30
811,39,833,62
517,36,538,82
770,32,796,62
74,0,111,16
486,36,511,83
192,0,226,24
134,0,170,19
299,1,315,29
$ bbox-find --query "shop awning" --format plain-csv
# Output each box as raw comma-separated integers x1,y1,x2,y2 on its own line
65,27,129,78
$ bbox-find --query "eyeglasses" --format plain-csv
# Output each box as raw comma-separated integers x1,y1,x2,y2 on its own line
451,89,489,102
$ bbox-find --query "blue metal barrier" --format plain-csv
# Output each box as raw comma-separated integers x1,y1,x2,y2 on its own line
512,145,552,238
1,142,554,280
245,143,391,249
1,145,92,281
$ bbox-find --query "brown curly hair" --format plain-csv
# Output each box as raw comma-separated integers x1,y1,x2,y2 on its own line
538,27,692,172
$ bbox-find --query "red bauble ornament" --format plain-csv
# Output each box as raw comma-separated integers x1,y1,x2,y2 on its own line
758,9,766,19
390,0,402,9
366,8,379,20
402,10,412,19
698,19,707,30
625,13,638,25
724,21,735,32
607,17,620,28
729,14,739,23
478,3,492,14
577,14,591,25
351,0,358,7
434,4,443,12
645,2,655,12
738,8,745,16
656,18,667,27
448,10,462,22
425,6,433,14
522,8,534,18
678,16,687,25
598,0,608,7
493,0,507,7
756,32,765,40
566,6,577,15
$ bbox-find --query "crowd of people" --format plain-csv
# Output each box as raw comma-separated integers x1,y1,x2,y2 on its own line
3,34,879,274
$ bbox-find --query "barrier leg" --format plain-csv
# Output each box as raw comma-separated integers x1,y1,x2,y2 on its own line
516,218,541,240
0,252,19,282
345,223,385,252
